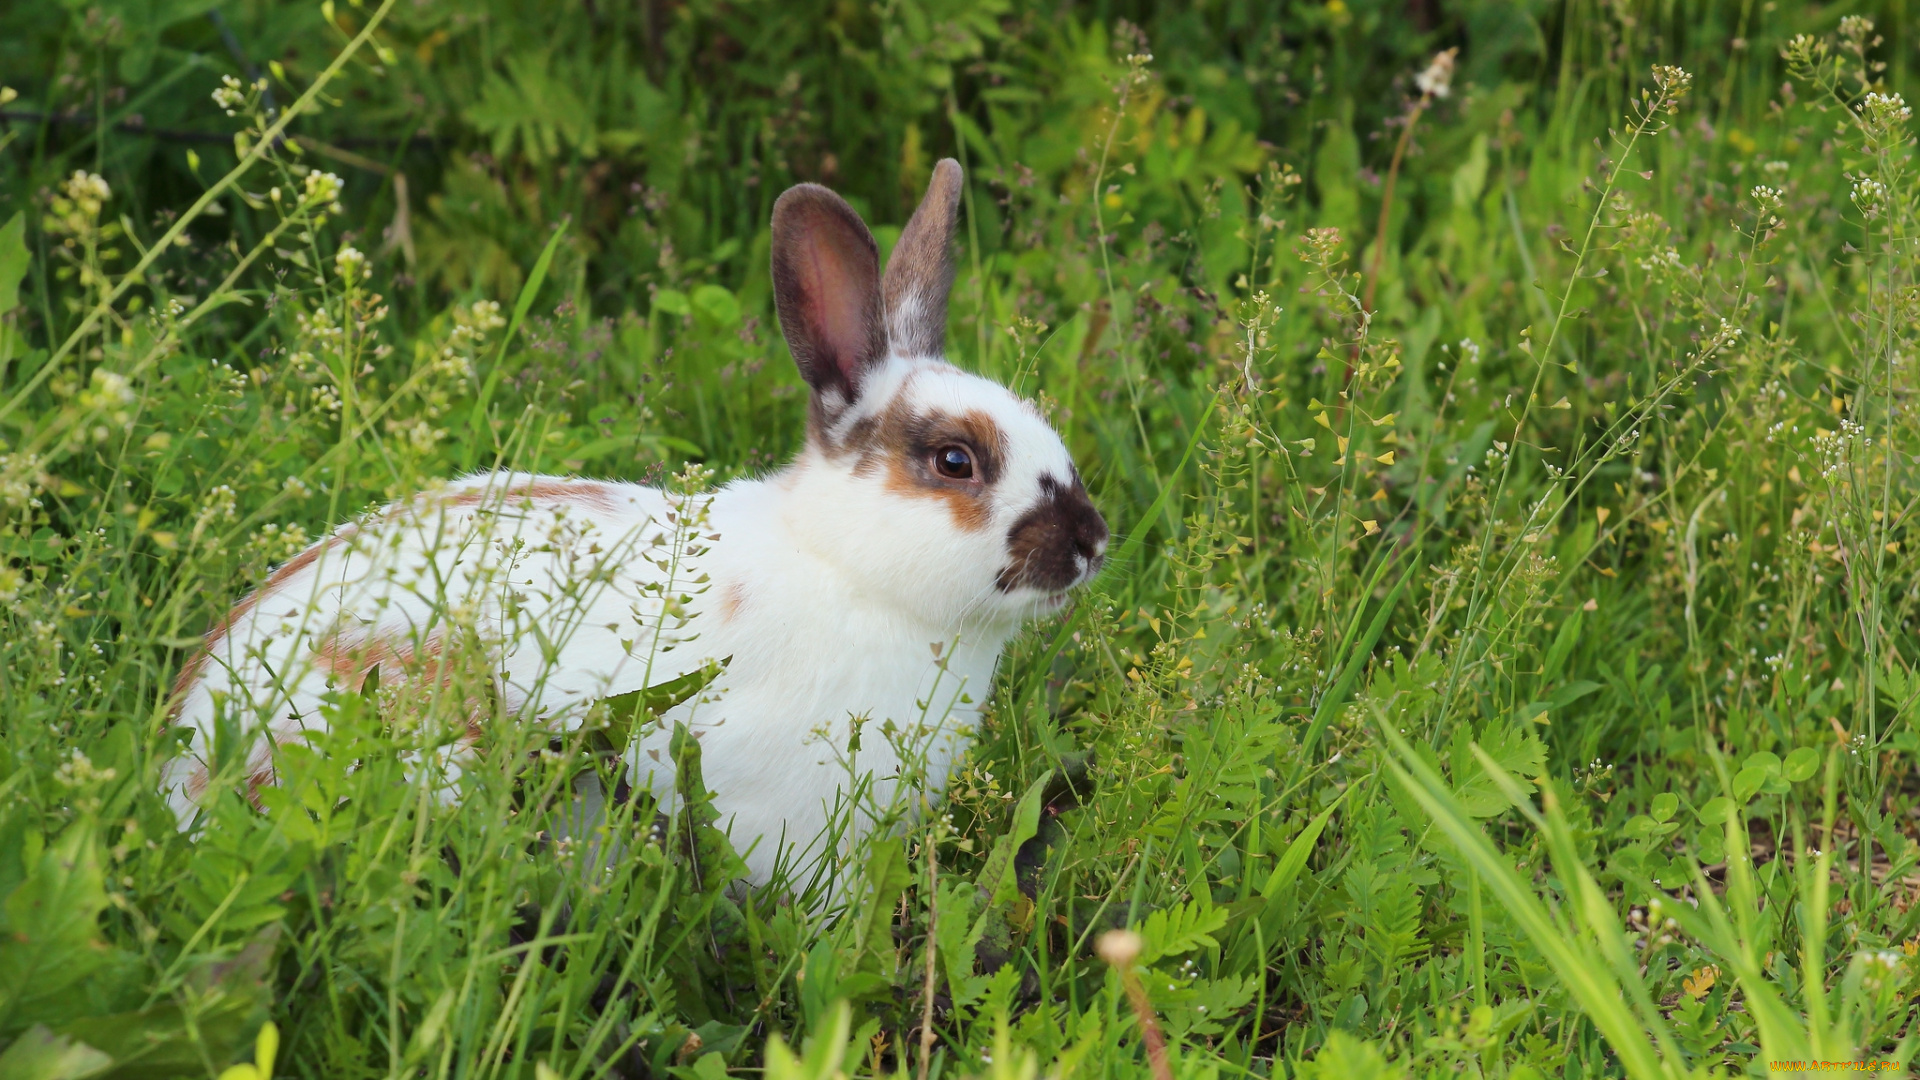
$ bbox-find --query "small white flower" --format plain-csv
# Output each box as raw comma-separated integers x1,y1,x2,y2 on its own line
334,244,367,283
1837,15,1875,41
1651,65,1693,99
212,74,247,115
1851,176,1889,219
1415,48,1458,100
303,170,345,208
63,170,111,216
88,369,135,406
1860,91,1912,122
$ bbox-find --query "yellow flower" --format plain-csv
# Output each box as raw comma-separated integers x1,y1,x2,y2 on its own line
1682,966,1718,1000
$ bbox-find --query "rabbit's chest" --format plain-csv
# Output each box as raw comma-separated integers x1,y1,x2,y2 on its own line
634,606,1001,787
687,613,1000,742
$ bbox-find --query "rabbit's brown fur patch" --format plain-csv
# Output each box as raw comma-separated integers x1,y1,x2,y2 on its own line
441,478,623,513
312,628,448,682
312,628,491,745
832,396,1004,533
719,581,749,622
170,526,362,714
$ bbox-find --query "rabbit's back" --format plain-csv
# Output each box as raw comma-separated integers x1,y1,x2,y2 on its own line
164,474,703,824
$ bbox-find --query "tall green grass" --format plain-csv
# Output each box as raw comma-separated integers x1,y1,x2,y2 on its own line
1,0,1917,1077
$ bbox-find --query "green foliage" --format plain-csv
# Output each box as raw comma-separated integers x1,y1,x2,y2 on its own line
2,0,1919,1076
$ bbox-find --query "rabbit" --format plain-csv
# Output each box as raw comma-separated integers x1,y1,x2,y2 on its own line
161,159,1109,885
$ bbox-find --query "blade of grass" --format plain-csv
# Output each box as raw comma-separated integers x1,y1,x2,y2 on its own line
465,221,568,469
1466,744,1686,1066
1259,782,1352,899
1380,725,1680,1080
1300,558,1412,757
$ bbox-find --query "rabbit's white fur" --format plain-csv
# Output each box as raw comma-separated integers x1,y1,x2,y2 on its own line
163,160,1107,884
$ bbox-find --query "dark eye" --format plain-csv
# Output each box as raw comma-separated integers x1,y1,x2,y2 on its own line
934,445,974,480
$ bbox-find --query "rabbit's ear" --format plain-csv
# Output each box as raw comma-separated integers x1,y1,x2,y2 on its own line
882,159,962,359
771,183,888,406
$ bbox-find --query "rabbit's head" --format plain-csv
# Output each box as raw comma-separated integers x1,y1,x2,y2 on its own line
770,160,1107,629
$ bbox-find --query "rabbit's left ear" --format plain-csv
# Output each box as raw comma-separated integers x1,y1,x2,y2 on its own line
882,158,962,359
771,183,888,408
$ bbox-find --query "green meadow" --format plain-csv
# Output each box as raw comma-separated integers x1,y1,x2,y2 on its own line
1,0,1917,1077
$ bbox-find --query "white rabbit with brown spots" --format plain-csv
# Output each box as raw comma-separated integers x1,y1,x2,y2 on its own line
163,160,1108,885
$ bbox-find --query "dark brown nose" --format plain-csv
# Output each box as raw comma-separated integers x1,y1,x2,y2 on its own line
995,475,1108,593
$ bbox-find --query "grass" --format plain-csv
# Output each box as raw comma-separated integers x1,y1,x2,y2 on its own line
1,0,1918,1077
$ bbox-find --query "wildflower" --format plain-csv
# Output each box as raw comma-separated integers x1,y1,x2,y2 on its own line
77,370,138,432
204,484,239,522
248,521,311,564
1650,65,1693,109
303,170,345,213
451,299,506,344
392,416,445,455
54,748,117,788
87,369,134,406
334,244,367,284
63,170,112,218
1415,48,1458,100
212,74,247,115
1637,246,1685,274
0,452,44,509
1858,91,1913,139
1781,34,1823,69
1096,930,1143,967
1300,226,1343,261
1851,176,1888,219
1682,966,1719,1000
1860,91,1912,122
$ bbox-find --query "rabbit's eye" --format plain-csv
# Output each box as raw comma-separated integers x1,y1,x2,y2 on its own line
934,445,975,479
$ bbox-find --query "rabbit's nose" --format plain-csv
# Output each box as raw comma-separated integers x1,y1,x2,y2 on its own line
1074,530,1106,572
996,475,1108,593
1076,507,1109,561
1066,493,1108,583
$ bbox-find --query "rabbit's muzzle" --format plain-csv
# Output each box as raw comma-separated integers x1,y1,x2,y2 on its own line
996,475,1109,594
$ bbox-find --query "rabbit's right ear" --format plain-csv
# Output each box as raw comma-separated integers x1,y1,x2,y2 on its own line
771,184,888,410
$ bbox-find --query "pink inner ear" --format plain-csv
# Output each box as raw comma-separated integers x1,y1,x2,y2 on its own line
796,223,878,387
772,183,885,401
